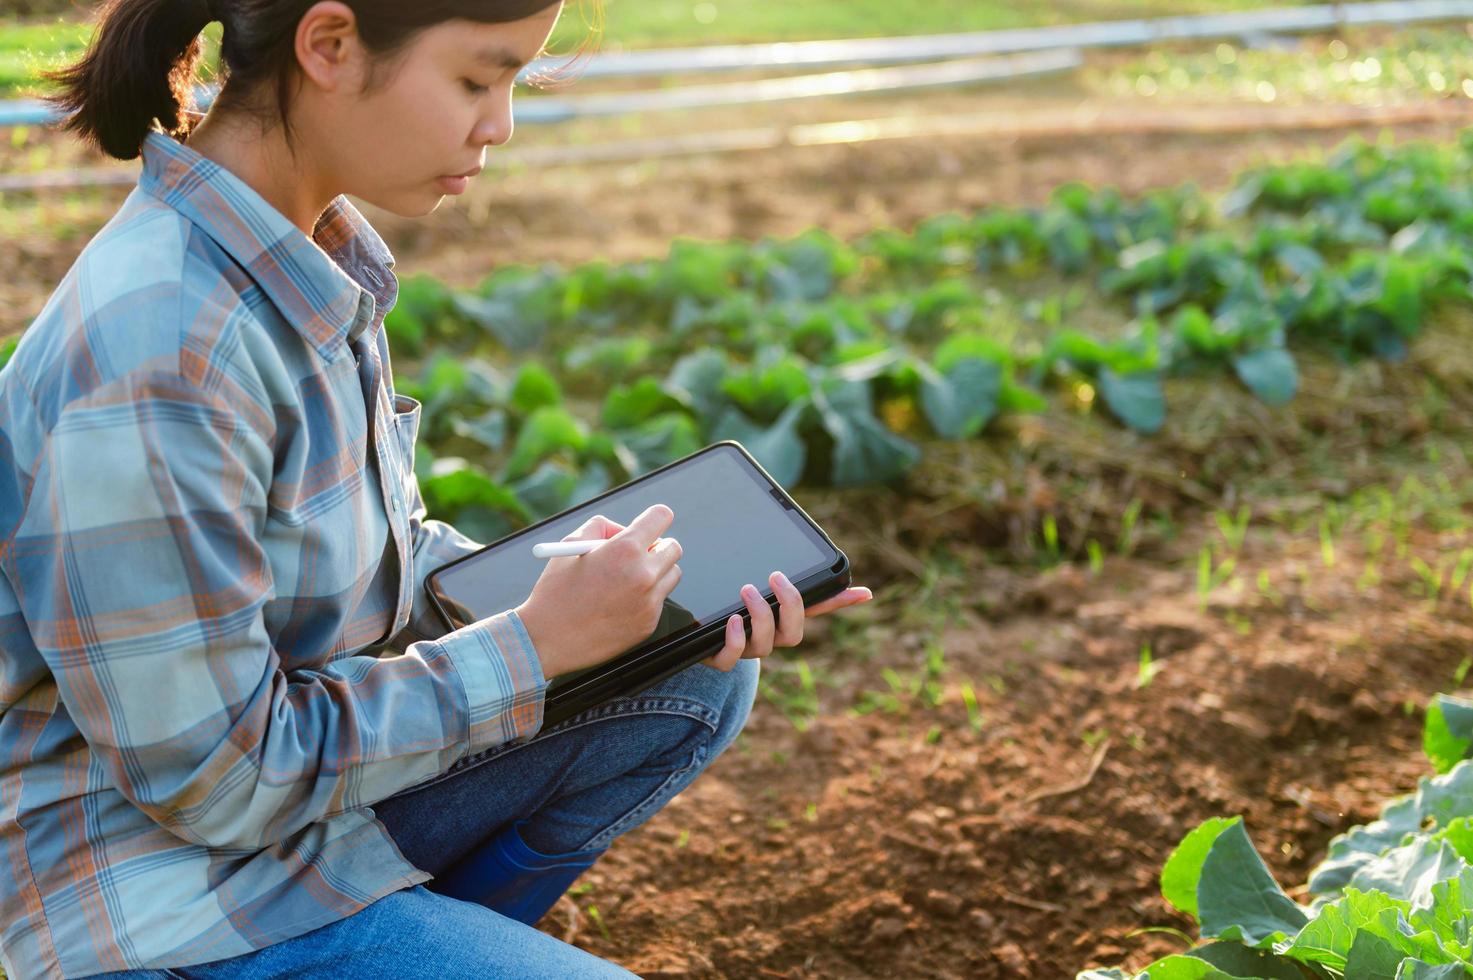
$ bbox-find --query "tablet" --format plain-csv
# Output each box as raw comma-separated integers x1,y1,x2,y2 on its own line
425,440,851,729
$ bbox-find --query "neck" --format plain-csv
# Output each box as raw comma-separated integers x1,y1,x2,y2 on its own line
183,109,335,239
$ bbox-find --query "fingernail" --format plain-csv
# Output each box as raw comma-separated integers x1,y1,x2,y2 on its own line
775,572,791,588
743,584,757,600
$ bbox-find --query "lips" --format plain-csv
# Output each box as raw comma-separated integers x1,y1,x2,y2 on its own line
443,166,483,179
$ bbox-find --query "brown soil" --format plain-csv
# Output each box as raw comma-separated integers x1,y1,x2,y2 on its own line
540,393,1473,976
511,312,1473,976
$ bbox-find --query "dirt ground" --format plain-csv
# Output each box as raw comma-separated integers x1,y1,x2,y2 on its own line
542,343,1473,977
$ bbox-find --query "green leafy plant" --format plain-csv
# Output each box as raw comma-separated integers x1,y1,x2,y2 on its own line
1078,693,1473,979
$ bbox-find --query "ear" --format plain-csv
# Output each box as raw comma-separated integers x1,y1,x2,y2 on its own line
294,0,364,94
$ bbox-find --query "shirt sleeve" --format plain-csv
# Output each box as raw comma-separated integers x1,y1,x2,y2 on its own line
7,369,548,852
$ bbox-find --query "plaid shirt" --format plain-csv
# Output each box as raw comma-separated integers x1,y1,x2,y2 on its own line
0,128,548,978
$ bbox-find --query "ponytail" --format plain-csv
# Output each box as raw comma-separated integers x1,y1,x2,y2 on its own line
41,0,215,161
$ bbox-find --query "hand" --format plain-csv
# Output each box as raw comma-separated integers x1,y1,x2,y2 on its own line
515,506,683,680
700,572,873,672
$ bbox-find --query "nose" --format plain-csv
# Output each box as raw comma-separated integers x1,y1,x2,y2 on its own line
472,88,515,149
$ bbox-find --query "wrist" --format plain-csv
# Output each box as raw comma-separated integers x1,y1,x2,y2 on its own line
514,600,564,680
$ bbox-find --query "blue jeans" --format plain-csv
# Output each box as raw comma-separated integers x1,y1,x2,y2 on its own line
93,657,760,979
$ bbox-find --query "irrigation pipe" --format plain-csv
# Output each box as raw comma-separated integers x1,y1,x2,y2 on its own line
514,49,1081,122
0,49,1077,130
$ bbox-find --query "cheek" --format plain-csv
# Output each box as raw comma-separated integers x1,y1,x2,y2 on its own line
373,80,467,163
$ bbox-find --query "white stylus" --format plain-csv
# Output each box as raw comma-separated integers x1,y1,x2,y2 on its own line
531,540,604,559
532,537,672,559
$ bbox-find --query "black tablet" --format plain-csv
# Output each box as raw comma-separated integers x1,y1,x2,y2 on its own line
425,440,852,730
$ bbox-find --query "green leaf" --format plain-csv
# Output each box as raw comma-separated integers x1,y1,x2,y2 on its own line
1430,817,1473,866
420,457,530,526
1426,696,1473,776
451,288,549,352
1162,817,1238,920
666,349,732,419
508,460,579,521
1395,962,1468,980
509,362,562,415
1187,942,1308,979
1195,818,1309,948
568,459,612,509
503,406,587,482
1407,866,1473,957
1419,764,1473,836
601,378,691,430
998,381,1049,415
811,374,922,488
449,407,509,453
1344,838,1466,909
721,354,813,422
708,400,809,490
1138,955,1237,979
1343,930,1411,980
1097,369,1166,434
0,334,17,373
563,336,655,380
617,412,704,476
1310,795,1426,898
1232,347,1299,407
934,332,1014,374
383,273,450,355
1287,889,1411,968
917,356,1001,440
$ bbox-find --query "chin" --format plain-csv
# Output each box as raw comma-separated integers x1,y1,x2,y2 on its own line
368,192,444,219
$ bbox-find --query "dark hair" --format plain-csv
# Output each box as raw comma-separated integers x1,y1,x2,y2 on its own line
41,0,603,161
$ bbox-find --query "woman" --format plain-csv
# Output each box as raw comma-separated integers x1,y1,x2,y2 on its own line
0,0,873,976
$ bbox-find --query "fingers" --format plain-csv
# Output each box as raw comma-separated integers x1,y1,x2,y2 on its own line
741,582,775,658
566,514,624,542
769,571,804,647
655,562,682,602
701,580,874,672
649,536,683,577
613,504,675,552
702,612,748,672
806,587,874,618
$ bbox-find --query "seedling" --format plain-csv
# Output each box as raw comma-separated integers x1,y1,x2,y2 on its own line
1087,539,1105,575
1118,498,1144,555
1136,644,1163,689
959,682,984,733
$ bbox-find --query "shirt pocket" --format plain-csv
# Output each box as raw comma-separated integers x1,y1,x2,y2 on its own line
390,392,422,490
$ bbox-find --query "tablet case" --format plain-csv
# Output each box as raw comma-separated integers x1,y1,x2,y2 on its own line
425,440,852,731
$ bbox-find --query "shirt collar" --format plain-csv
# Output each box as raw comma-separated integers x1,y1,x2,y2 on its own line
137,127,400,361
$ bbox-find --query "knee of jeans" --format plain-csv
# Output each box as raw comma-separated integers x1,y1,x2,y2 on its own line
708,656,760,761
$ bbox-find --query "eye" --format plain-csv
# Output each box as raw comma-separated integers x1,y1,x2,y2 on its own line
461,78,490,95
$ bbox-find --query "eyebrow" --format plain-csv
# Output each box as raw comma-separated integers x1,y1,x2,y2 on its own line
472,46,533,70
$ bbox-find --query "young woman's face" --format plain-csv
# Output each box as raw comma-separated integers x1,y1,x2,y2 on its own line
322,3,565,216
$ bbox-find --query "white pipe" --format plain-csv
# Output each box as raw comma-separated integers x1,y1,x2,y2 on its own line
519,0,1473,81
515,49,1081,123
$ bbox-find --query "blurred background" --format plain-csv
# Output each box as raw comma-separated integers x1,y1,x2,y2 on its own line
8,3,1473,978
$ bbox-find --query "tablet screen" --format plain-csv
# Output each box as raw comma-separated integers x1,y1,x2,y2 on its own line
426,444,838,691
